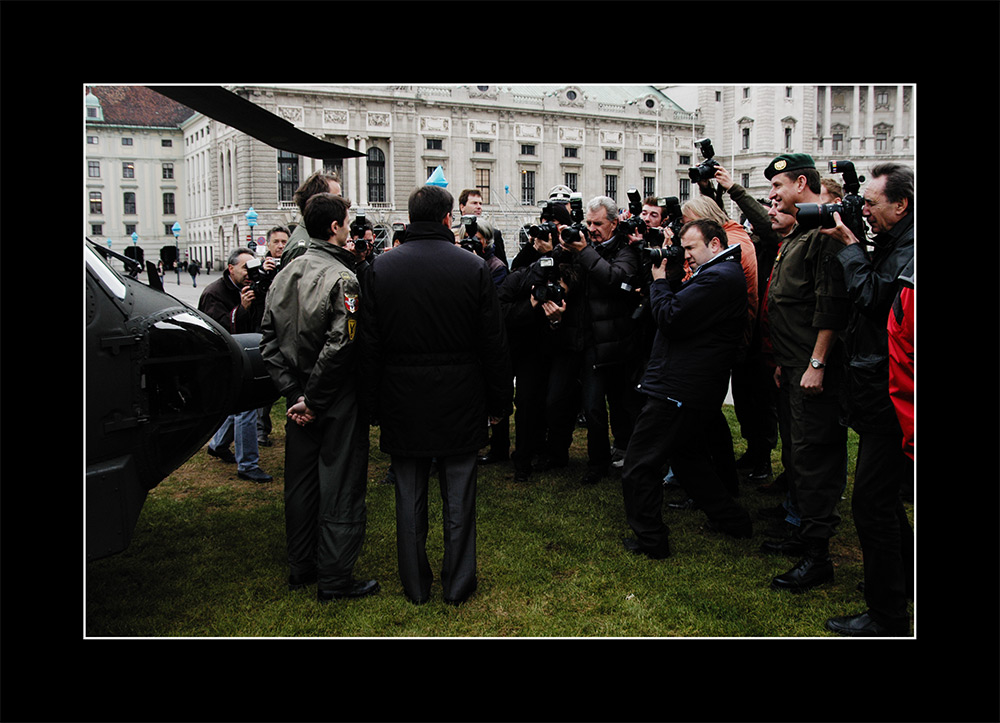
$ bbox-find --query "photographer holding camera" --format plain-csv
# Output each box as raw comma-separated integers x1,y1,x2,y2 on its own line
696,165,783,487
455,214,511,465
498,211,584,482
560,195,642,485
457,215,508,288
199,247,273,483
819,162,914,637
256,226,290,447
621,219,753,559
456,188,509,269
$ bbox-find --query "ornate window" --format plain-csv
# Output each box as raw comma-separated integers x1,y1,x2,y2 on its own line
367,147,386,204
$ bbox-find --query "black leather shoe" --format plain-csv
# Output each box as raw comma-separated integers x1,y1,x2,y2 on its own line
770,554,833,593
207,445,236,463
288,571,318,590
513,467,531,483
444,579,478,605
237,467,273,483
743,461,772,483
317,579,380,602
477,452,509,465
623,536,671,560
825,611,909,637
581,466,607,485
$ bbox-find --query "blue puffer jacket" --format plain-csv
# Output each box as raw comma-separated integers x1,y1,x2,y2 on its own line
637,245,747,410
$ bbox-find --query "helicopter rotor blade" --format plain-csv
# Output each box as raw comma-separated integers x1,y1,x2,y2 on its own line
148,85,364,159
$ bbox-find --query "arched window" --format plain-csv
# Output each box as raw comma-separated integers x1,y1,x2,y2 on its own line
367,147,386,204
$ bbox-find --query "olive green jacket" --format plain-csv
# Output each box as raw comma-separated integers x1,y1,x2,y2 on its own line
259,238,361,416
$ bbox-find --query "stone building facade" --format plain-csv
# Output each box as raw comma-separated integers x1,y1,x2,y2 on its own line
85,84,915,269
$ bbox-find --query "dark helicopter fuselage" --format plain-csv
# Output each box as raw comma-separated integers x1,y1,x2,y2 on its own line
85,240,277,560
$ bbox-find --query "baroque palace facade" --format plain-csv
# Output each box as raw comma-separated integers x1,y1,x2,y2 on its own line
84,83,915,269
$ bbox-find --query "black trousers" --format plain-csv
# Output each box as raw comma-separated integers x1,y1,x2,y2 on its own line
581,348,642,470
622,396,751,552
511,348,580,473
730,349,778,458
852,423,913,629
392,453,478,602
283,393,369,590
777,365,847,544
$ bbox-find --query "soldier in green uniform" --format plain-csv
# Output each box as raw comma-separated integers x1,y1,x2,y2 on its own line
259,192,379,602
762,153,851,593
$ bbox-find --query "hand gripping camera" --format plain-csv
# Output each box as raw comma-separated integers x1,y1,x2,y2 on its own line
528,201,562,245
560,193,589,245
245,255,276,295
620,187,667,247
794,160,868,241
637,196,684,266
530,256,565,305
688,138,720,182
459,215,484,255
350,210,373,256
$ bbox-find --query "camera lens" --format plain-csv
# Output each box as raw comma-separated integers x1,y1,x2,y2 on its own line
794,203,840,229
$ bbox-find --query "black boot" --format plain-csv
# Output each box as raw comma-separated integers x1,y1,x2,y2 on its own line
770,539,833,593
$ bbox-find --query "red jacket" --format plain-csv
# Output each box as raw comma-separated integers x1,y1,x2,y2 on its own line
887,285,914,459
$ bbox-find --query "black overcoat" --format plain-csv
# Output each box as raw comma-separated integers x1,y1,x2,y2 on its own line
361,221,512,457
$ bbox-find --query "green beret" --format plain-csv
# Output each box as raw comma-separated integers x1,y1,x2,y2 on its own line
764,153,816,180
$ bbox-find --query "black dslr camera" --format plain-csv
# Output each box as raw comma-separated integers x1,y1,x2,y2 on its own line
560,193,589,245
688,138,720,182
350,211,373,255
619,188,647,236
620,187,668,246
528,201,562,245
391,221,407,245
245,255,276,294
794,160,867,241
459,215,483,254
530,256,565,305
637,196,684,266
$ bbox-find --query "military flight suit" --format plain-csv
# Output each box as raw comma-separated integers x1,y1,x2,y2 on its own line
259,238,369,591
766,224,850,545
277,222,311,270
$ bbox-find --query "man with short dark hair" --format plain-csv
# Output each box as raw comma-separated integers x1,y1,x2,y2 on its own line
458,188,508,267
259,192,379,602
639,195,669,230
362,184,512,605
200,247,272,483
762,153,851,593
621,219,752,559
821,162,915,637
281,170,342,269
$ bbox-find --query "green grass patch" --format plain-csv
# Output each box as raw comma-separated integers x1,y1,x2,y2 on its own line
86,403,912,637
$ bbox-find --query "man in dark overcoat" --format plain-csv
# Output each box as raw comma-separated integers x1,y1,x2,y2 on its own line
361,184,512,605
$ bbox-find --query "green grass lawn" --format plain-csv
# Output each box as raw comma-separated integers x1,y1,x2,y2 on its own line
85,403,913,638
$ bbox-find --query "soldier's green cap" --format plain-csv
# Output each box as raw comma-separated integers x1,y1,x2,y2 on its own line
764,153,816,180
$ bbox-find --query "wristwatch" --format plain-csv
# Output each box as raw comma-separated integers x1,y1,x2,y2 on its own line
810,358,826,369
